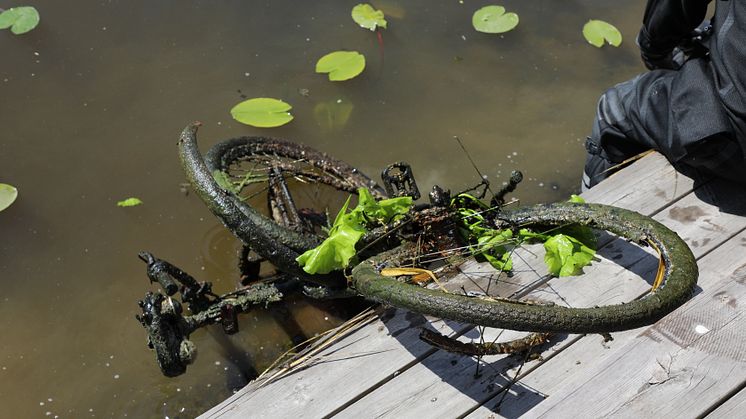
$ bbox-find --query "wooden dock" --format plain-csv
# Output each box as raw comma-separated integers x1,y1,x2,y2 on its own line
200,152,746,418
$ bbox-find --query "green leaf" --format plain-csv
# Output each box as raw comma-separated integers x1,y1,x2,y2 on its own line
472,5,519,34
483,250,513,271
352,3,387,31
230,98,294,128
212,170,239,194
556,224,597,250
117,197,143,207
357,187,412,223
313,99,354,132
474,229,514,271
0,184,18,212
297,188,413,274
316,51,366,81
296,220,366,274
0,7,40,35
582,20,622,48
544,234,595,277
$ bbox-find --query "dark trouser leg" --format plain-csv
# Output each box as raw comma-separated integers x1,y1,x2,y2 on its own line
680,134,746,184
582,75,658,189
582,71,674,190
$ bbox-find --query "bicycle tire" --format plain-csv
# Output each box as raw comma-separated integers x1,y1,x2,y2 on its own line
351,202,698,334
178,122,385,285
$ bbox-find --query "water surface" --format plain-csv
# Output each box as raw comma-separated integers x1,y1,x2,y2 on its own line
0,0,647,416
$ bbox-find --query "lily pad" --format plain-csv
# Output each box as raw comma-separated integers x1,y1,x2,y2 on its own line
472,5,519,34
314,99,354,132
117,197,143,207
0,6,40,35
352,3,387,31
316,51,366,81
370,1,405,19
583,20,622,47
0,184,18,212
230,98,294,128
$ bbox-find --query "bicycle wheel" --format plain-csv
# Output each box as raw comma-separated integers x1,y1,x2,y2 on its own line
205,134,386,234
351,202,698,334
178,122,386,285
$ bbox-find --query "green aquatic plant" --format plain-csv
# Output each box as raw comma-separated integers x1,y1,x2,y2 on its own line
230,98,294,128
472,5,519,34
454,193,596,277
351,3,387,31
351,4,386,74
117,197,143,207
315,51,366,81
0,183,18,212
582,20,622,47
0,6,39,35
544,233,595,277
313,99,354,132
296,188,412,274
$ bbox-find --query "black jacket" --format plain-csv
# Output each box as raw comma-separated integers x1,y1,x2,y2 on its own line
639,0,746,142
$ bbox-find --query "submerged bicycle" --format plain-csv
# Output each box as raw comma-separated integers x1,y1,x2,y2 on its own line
136,122,697,377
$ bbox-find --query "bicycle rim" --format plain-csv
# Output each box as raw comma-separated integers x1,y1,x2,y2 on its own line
204,136,386,237
351,202,698,334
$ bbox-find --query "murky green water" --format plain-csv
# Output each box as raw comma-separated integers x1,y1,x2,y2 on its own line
1,0,647,416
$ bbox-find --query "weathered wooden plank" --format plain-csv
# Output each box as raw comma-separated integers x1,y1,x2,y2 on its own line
706,385,746,418
200,153,700,418
340,177,746,418
200,308,455,418
581,152,697,213
513,229,746,418
200,253,547,418
469,228,746,418
335,249,653,418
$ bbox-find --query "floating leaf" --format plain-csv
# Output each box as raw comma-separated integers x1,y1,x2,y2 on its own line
0,184,18,212
230,98,293,128
314,99,354,132
117,197,143,207
472,5,519,34
352,3,387,31
316,51,366,81
0,6,40,35
583,20,622,48
370,0,405,19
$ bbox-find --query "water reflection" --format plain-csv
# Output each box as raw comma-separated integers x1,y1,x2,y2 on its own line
0,0,646,416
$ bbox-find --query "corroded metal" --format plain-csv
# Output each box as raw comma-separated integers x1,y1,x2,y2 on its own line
181,123,698,333
381,162,421,200
419,328,551,356
351,203,698,334
136,272,285,377
178,123,338,287
141,123,699,377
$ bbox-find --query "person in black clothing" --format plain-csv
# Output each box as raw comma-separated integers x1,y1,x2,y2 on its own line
582,0,746,191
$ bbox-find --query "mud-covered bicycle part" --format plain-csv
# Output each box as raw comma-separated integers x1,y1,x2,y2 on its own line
185,124,388,285
351,202,698,334
181,122,697,333
381,162,421,200
419,328,552,356
140,122,698,376
137,254,290,376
